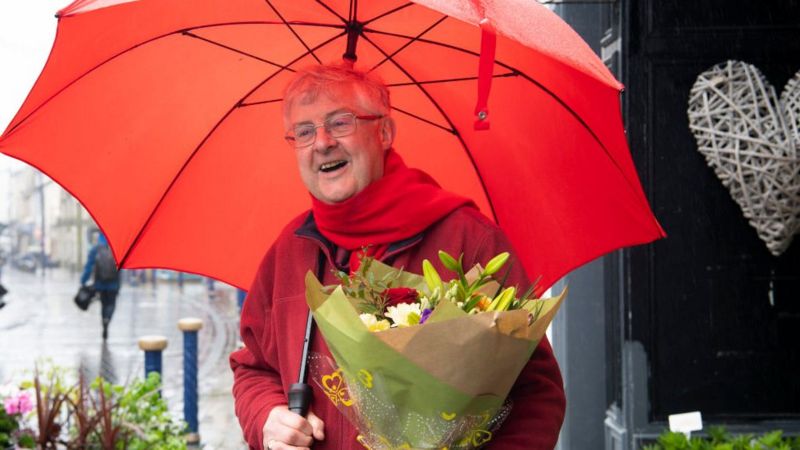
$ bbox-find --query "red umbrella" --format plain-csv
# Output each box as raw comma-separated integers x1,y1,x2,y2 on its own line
0,0,664,292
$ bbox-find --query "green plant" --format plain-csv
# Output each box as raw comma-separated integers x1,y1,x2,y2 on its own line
642,426,800,450
65,371,101,449
0,407,20,447
88,372,187,450
118,372,187,450
9,363,186,449
90,377,128,449
30,365,73,449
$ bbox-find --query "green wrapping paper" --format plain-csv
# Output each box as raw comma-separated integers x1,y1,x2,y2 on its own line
305,261,566,449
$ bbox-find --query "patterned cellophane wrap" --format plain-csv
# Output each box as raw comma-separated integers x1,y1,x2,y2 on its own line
304,260,566,450
309,353,511,450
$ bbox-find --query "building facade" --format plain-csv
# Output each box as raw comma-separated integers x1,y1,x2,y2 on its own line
1,163,93,272
550,2,800,449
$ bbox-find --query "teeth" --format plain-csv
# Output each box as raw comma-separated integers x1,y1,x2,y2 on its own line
320,160,345,171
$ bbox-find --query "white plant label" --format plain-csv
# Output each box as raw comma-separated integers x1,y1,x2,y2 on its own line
668,411,703,436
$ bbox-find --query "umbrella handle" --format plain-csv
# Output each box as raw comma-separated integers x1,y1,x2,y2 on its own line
289,250,326,418
288,383,312,417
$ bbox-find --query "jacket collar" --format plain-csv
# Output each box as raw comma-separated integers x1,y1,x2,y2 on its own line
294,212,424,270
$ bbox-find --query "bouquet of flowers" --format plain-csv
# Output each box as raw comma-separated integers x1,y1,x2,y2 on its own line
305,251,566,449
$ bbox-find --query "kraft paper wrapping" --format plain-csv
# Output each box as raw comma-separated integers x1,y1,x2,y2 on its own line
304,261,566,448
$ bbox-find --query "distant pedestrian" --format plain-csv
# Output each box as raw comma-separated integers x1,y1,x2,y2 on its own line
80,232,120,340
0,251,7,309
0,249,6,280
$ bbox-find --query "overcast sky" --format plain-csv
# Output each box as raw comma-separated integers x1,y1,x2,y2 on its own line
0,1,70,169
0,2,71,219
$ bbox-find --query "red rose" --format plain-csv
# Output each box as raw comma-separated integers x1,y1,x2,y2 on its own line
382,287,419,307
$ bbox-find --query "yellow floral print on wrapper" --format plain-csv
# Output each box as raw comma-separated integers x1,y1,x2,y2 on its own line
310,353,512,450
357,434,413,450
456,412,493,448
321,369,353,407
457,429,492,448
358,369,374,389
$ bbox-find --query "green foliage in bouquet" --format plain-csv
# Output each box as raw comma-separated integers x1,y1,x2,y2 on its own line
335,250,544,330
334,255,407,319
642,426,800,450
422,250,540,314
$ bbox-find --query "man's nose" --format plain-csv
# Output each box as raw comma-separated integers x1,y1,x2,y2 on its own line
312,125,336,150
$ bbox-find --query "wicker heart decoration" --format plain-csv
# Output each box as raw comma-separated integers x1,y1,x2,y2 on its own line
688,60,800,256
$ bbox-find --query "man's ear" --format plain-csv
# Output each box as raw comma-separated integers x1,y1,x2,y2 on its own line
380,116,396,150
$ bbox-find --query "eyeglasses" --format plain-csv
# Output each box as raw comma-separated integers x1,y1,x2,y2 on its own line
285,112,384,148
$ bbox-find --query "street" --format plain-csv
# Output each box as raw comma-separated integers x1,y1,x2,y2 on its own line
0,265,247,449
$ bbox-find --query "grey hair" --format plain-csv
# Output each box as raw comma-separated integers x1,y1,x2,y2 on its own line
282,64,391,120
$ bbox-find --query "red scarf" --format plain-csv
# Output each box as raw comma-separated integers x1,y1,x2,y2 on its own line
312,149,475,264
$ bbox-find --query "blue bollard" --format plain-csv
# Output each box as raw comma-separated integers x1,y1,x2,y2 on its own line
179,318,203,445
138,335,168,378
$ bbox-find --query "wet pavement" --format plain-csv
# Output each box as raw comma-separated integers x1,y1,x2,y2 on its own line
0,265,248,449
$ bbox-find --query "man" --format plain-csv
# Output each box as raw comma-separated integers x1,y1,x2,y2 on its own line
230,64,565,450
80,231,121,340
0,250,6,309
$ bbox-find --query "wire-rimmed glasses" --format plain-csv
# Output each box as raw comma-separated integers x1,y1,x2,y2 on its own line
285,112,384,148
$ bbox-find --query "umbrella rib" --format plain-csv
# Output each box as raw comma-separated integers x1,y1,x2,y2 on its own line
264,0,324,64
367,16,448,72
119,32,347,267
2,20,342,138
186,20,346,30
315,0,348,24
387,73,517,87
366,28,483,56
241,98,283,107
391,106,456,134
183,31,291,70
359,32,499,224
365,29,647,204
362,3,415,26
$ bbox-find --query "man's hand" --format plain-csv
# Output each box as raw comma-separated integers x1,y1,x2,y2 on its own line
263,405,325,450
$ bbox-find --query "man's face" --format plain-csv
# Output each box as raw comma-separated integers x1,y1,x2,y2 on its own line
286,88,394,204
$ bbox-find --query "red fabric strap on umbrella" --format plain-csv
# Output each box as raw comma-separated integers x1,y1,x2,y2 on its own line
475,18,496,131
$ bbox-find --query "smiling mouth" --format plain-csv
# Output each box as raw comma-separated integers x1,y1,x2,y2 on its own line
319,160,348,173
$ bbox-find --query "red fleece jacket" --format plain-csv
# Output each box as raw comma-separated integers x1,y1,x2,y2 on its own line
230,207,565,449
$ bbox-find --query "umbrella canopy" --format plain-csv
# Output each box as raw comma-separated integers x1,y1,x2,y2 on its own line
0,0,664,292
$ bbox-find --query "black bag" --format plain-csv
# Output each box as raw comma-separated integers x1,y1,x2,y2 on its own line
94,245,119,283
74,285,96,311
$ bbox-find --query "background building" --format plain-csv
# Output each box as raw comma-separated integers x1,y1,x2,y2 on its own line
1,165,92,272
549,2,800,449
